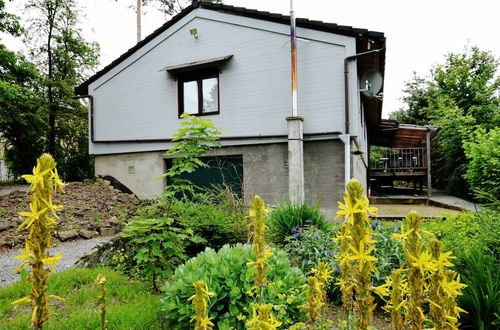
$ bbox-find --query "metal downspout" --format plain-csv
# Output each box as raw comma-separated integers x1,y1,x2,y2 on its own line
342,48,384,186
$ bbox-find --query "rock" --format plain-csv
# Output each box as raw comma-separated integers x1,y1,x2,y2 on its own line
0,221,11,232
108,216,120,226
58,229,79,241
102,180,111,186
0,238,6,247
79,229,99,239
99,227,115,236
83,179,93,185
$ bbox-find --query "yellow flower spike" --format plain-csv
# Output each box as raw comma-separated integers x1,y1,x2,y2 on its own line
17,202,48,231
189,280,215,330
358,195,378,217
12,154,64,329
348,241,377,271
335,196,363,224
12,296,31,305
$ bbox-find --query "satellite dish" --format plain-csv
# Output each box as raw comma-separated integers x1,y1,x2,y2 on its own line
359,69,383,97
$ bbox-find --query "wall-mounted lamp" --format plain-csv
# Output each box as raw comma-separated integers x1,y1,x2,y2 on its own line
189,28,198,38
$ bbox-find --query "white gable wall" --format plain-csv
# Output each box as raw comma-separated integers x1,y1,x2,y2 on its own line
89,8,358,155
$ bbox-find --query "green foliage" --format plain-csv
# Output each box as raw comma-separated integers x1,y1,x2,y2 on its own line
388,46,500,197
0,43,47,177
463,127,500,206
0,267,164,329
389,73,433,125
161,113,223,197
457,251,500,329
423,210,500,265
283,225,339,275
161,244,306,329
0,0,21,36
267,202,332,245
283,225,342,305
119,215,204,291
24,0,100,181
371,221,405,286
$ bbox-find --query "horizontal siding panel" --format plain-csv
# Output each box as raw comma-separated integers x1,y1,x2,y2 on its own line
90,9,354,154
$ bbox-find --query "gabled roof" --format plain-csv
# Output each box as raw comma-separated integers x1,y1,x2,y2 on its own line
76,0,385,95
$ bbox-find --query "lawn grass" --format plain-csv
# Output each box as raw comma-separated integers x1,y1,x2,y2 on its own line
0,267,165,329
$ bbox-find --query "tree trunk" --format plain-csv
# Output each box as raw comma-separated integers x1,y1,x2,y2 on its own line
136,0,141,42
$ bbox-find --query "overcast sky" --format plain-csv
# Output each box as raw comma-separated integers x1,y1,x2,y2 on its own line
2,0,500,117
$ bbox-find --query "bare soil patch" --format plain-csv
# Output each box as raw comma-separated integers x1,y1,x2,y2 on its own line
0,179,138,249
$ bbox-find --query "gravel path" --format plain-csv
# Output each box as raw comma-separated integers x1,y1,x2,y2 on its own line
0,236,114,287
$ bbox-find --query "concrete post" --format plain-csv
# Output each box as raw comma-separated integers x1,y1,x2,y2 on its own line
287,116,305,203
426,129,432,198
339,134,351,188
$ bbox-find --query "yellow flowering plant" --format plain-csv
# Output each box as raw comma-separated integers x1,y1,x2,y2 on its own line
384,211,467,329
334,179,378,329
246,195,283,328
94,274,108,330
300,262,332,322
11,154,65,329
188,280,215,330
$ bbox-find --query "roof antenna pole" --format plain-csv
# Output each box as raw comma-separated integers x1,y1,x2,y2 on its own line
290,0,298,117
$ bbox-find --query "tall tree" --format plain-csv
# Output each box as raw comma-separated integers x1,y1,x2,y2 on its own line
389,46,500,198
25,0,99,180
0,0,47,177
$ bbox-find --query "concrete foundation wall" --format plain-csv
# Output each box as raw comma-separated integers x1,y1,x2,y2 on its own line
95,152,166,198
304,140,345,209
94,140,345,209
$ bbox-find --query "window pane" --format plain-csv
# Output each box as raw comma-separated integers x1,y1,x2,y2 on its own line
202,77,218,113
183,81,198,114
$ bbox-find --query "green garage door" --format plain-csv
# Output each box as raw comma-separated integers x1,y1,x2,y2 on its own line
166,155,244,198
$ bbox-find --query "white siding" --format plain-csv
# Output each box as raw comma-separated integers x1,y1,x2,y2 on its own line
89,8,357,155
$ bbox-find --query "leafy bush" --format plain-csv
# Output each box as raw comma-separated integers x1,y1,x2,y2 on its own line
267,202,332,245
423,210,499,265
283,225,341,305
457,251,500,329
120,216,203,291
371,221,405,286
463,127,500,205
161,244,306,329
283,225,339,274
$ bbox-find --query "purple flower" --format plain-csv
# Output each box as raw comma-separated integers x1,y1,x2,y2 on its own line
334,265,340,272
325,251,332,257
394,225,401,232
313,234,320,239
371,220,380,230
291,225,300,233
292,233,299,238
305,219,313,224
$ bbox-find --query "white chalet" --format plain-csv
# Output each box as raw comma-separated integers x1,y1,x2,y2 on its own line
76,1,386,209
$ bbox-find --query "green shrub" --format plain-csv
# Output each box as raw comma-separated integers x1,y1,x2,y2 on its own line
283,225,341,305
283,225,339,274
423,210,499,265
371,221,405,286
463,127,500,204
120,216,203,291
457,251,500,329
267,202,331,245
161,244,306,329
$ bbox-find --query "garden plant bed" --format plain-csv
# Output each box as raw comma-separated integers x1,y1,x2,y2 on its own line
0,179,137,249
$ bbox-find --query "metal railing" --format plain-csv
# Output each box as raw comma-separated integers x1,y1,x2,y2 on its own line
370,148,427,172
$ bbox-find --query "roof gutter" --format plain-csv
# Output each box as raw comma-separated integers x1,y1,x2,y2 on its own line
343,48,384,134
